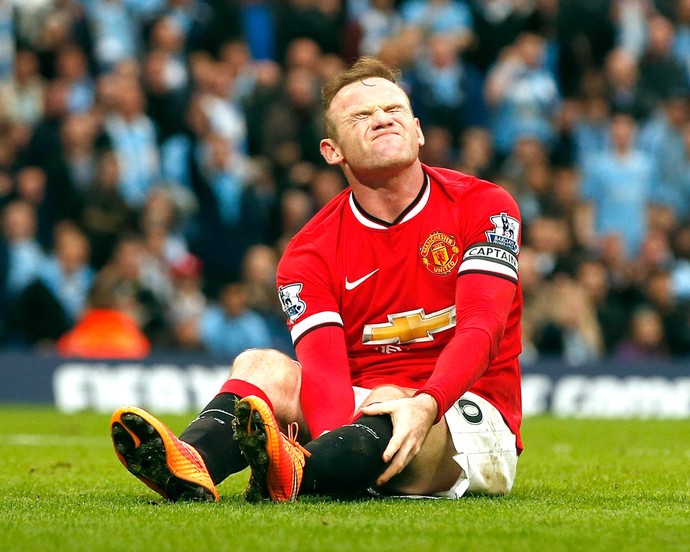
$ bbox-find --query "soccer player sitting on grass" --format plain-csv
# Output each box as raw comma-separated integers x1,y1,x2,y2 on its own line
110,56,524,502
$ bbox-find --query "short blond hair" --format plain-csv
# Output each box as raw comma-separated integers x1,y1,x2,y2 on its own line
321,56,403,139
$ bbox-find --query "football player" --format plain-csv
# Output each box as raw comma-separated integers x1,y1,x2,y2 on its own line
111,56,523,502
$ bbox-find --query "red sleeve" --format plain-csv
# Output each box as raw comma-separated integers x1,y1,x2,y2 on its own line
415,272,516,422
296,325,354,437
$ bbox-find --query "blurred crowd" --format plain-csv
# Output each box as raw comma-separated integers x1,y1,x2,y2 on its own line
1,0,690,364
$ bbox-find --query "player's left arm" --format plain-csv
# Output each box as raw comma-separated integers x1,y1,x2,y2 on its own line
419,185,521,416
362,183,521,484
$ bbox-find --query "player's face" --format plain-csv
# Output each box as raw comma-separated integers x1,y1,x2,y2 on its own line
320,78,425,174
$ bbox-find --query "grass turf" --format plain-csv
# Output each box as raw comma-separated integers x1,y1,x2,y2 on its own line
1,406,689,552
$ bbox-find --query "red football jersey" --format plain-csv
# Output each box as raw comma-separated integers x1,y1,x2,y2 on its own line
277,165,523,449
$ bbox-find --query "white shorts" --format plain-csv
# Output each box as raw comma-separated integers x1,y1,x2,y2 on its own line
353,388,518,499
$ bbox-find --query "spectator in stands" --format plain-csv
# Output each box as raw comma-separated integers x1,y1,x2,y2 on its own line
0,49,46,127
674,0,690,83
638,15,689,107
97,233,171,345
485,32,560,157
670,224,690,301
278,187,314,246
87,0,140,73
308,167,346,211
196,61,248,163
240,244,280,317
615,305,669,361
138,203,184,311
525,274,604,366
79,150,137,269
104,75,161,209
455,127,496,180
406,32,488,145
355,0,404,58
572,95,612,166
400,0,474,50
639,88,690,218
239,243,292,354
148,16,189,88
54,43,95,114
575,255,630,355
24,80,71,170
261,65,325,172
147,0,218,56
7,221,94,347
610,0,650,59
498,136,549,223
417,126,454,168
52,111,105,198
14,166,58,248
602,47,657,121
168,252,207,350
517,245,546,365
468,0,546,75
523,215,572,279
236,0,274,61
197,281,272,359
141,48,191,142
581,110,654,257
56,271,151,359
0,200,46,313
190,131,252,290
273,0,347,61
643,268,690,356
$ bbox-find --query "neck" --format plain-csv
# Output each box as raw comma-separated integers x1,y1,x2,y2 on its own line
346,161,425,224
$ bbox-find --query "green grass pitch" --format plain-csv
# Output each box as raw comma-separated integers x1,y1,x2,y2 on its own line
1,406,689,552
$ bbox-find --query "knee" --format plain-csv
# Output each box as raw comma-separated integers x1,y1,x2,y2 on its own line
227,348,301,400
229,348,291,379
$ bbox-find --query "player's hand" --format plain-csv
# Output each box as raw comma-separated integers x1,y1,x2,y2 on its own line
359,393,438,486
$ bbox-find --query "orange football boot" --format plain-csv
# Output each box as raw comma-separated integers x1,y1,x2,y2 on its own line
233,395,311,502
111,406,219,502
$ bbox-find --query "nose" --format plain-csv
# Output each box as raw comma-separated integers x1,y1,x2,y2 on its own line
371,108,393,128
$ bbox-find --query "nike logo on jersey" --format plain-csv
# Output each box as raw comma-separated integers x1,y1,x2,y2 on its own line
345,269,379,290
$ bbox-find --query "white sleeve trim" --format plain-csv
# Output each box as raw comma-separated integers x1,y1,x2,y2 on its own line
458,258,518,280
290,311,343,342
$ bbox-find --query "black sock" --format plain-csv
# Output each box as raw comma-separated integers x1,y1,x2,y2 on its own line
179,393,248,484
300,415,393,496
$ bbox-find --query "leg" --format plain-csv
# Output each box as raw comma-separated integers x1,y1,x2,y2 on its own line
226,349,308,437
297,385,399,497
383,391,518,497
358,386,462,496
301,386,514,498
111,348,302,501
179,348,306,484
232,384,445,501
111,405,219,502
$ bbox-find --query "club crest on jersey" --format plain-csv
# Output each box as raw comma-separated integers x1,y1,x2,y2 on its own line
278,283,306,321
420,231,460,275
486,212,520,253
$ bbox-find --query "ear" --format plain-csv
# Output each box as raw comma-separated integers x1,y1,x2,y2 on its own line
415,118,425,147
320,138,344,166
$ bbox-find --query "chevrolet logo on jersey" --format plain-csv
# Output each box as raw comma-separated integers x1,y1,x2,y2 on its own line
362,305,456,345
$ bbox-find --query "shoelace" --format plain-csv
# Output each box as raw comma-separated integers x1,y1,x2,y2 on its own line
286,422,312,458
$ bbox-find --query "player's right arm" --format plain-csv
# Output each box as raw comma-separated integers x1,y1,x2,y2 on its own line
276,235,354,438
295,325,353,437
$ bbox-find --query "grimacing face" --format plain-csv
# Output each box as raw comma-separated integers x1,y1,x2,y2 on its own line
320,78,425,174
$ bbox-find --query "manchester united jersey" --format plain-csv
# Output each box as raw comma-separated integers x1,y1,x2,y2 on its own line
277,164,523,447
